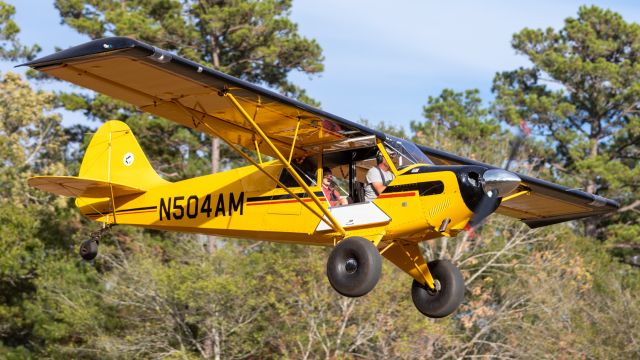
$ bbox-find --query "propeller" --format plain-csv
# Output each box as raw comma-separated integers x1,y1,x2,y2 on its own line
467,193,500,228
467,119,530,233
467,169,521,229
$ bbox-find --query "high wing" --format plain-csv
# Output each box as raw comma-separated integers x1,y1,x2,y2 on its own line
418,145,620,228
21,37,381,159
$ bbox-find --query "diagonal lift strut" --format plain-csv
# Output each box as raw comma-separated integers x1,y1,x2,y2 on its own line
223,92,346,236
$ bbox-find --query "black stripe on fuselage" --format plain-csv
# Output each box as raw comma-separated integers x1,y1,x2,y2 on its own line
85,205,157,216
246,191,325,203
383,181,444,196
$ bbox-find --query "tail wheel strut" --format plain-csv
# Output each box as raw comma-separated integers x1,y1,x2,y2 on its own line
79,224,112,261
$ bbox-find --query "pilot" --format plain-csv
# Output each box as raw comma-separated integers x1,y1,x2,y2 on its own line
364,152,395,201
322,167,348,206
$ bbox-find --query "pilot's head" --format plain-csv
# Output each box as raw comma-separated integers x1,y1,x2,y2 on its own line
322,166,333,186
376,151,393,170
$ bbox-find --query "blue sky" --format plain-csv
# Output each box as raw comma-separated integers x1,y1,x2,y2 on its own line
3,0,640,130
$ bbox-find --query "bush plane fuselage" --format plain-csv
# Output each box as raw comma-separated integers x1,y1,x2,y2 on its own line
80,127,477,247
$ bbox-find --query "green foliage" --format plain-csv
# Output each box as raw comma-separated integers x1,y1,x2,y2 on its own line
411,88,511,167
53,0,325,179
492,6,640,247
491,229,640,358
0,71,104,356
0,1,39,61
420,89,500,144
54,0,323,97
359,118,408,138
59,240,456,359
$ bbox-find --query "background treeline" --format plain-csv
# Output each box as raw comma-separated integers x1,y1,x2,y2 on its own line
1,1,639,359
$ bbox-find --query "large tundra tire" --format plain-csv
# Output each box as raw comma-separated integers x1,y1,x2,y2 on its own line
326,237,381,297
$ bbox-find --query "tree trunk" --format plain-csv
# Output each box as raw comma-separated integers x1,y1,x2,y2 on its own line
202,326,222,360
211,137,220,173
584,137,599,237
208,32,222,254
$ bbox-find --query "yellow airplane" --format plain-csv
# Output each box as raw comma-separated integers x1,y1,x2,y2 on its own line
23,37,619,318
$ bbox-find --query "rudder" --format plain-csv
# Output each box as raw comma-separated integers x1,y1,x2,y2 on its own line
79,120,167,190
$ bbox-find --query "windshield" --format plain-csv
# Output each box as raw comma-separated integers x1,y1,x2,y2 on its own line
383,135,434,167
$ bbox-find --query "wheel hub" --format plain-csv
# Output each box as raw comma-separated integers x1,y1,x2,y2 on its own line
426,279,442,295
345,258,358,274
434,279,442,292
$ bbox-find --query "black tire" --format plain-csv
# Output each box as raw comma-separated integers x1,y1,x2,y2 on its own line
327,236,382,297
411,259,464,318
79,239,98,261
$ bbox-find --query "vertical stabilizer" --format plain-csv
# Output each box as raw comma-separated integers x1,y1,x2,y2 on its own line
79,120,167,189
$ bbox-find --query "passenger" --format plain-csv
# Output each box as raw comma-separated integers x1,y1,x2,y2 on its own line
364,152,395,201
322,167,348,206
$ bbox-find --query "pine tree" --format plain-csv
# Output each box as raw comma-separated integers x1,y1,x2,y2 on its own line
492,6,640,263
54,0,324,177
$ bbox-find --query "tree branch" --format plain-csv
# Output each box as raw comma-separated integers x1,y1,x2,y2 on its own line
608,242,640,250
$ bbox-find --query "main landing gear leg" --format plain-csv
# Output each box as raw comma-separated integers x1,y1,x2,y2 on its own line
79,224,112,261
380,241,465,318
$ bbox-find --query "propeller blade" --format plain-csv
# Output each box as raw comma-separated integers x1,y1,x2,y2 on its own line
504,136,524,171
468,119,527,231
505,119,531,171
467,192,501,228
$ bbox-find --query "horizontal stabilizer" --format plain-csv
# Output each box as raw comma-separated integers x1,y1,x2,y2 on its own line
28,176,146,198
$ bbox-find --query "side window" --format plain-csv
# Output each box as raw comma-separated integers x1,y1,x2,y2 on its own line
278,157,318,188
323,150,375,203
322,163,350,192
354,158,376,183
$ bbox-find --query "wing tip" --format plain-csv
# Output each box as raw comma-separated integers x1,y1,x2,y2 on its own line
20,36,151,69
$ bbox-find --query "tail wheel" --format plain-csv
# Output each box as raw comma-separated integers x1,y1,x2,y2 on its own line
411,259,464,318
79,239,98,261
326,236,381,297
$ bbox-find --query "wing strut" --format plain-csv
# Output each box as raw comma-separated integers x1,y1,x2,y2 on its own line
171,99,343,234
224,92,346,236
